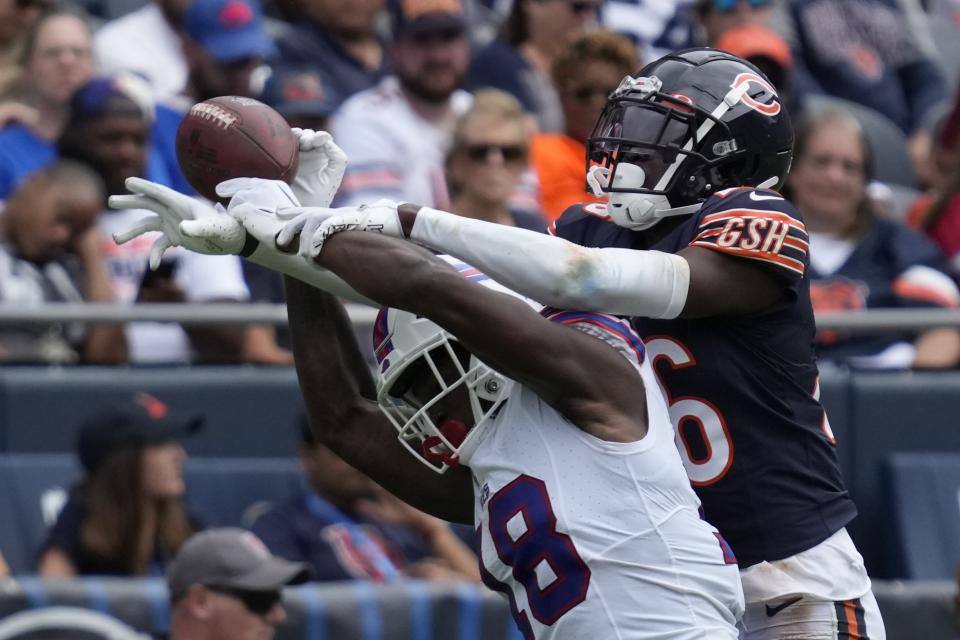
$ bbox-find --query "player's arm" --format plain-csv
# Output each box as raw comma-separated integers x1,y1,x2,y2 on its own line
315,232,649,442
400,203,788,318
284,275,474,524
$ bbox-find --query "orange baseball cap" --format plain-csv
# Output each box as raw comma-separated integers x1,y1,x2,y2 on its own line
715,24,793,70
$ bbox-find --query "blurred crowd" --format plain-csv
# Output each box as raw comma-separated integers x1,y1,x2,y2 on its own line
0,0,959,371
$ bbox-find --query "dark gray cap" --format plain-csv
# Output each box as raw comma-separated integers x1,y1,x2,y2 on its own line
167,528,310,600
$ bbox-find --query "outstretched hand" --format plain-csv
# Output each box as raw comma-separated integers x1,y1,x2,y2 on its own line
290,128,348,208
109,178,245,269
276,199,404,260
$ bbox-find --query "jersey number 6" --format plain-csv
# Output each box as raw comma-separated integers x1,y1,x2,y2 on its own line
646,336,734,486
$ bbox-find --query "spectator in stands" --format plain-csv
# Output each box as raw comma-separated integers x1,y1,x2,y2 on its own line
38,393,202,576
240,68,343,365
785,107,960,369
62,75,251,364
774,0,949,182
0,8,94,200
908,96,960,277
251,418,480,582
530,29,636,221
0,0,49,97
714,23,800,115
168,528,309,640
0,160,125,363
468,0,600,133
180,0,276,104
601,0,698,61
141,0,279,197
275,0,387,102
93,0,192,101
694,0,772,45
331,0,471,210
445,89,545,231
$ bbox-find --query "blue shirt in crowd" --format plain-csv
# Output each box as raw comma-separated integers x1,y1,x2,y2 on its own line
0,103,192,201
251,491,432,582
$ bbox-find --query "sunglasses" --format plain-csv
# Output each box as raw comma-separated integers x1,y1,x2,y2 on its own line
207,586,282,616
463,144,528,163
569,85,618,103
710,0,771,11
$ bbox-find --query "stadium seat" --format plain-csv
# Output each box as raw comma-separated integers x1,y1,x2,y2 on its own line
0,367,305,458
0,455,78,575
803,95,916,188
927,16,960,90
183,457,304,529
0,454,303,575
846,372,960,578
885,452,960,580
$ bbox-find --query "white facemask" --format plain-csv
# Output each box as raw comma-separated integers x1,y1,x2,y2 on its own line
587,164,700,231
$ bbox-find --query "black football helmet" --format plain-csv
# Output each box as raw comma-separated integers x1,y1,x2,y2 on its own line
586,48,794,230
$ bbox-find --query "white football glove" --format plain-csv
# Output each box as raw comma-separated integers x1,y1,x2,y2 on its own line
173,178,302,255
276,199,403,259
290,128,348,208
109,177,245,269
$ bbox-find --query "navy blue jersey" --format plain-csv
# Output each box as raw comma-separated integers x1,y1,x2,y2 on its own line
809,217,960,364
552,187,856,568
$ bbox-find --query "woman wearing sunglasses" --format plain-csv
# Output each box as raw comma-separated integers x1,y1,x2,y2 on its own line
445,89,546,231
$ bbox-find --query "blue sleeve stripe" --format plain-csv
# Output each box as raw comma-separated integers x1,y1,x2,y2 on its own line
351,581,382,640
296,583,326,640
142,578,170,633
455,582,482,640
541,310,646,363
83,577,111,615
407,581,432,640
16,576,48,609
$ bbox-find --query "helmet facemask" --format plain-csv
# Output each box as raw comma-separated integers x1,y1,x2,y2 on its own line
376,320,512,473
586,75,749,229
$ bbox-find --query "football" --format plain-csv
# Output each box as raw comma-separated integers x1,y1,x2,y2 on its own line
176,96,299,202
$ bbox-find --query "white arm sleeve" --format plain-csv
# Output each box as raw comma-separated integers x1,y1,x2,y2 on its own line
410,207,690,319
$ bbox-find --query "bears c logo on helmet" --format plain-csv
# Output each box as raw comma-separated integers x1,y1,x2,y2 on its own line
731,73,781,117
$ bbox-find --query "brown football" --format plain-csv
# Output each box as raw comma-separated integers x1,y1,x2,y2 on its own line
176,96,299,202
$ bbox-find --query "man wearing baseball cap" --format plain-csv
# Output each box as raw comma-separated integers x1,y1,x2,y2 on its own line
167,528,310,640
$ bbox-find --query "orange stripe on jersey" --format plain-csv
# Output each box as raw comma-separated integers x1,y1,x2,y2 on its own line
844,600,861,639
700,209,807,233
892,279,960,308
690,241,806,275
547,221,557,236
691,228,724,242
713,187,754,198
782,235,810,252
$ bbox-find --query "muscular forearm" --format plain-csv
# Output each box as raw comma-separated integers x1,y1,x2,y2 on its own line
314,232,450,314
402,206,690,318
284,275,377,428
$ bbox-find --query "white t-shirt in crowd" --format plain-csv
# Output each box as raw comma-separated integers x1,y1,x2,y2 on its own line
331,76,472,210
98,208,249,363
93,3,187,101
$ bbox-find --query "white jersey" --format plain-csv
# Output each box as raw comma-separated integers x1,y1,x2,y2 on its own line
98,208,249,363
461,312,744,639
331,76,472,210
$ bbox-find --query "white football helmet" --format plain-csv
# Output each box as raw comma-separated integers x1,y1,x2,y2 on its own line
373,258,533,473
